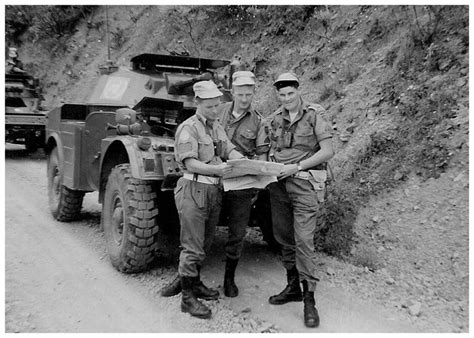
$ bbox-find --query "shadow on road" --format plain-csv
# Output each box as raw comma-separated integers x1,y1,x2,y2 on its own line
5,144,46,161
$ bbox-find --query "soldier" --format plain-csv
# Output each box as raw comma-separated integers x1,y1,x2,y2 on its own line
173,80,244,319
265,72,334,328
7,47,25,74
216,70,269,297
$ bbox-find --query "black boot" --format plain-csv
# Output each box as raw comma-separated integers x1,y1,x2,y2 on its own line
160,275,182,297
269,266,303,305
180,276,212,319
224,258,239,297
193,266,220,300
302,280,320,328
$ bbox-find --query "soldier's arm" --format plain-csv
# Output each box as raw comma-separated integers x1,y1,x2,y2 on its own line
298,112,334,170
278,139,333,179
228,149,245,160
298,138,334,170
184,158,232,177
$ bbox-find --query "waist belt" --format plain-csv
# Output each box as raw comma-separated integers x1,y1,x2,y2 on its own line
294,169,327,182
294,171,312,180
183,172,220,185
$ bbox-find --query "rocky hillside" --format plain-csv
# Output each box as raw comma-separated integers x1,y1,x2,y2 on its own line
6,5,469,332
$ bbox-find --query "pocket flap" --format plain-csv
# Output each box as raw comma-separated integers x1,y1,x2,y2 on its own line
241,129,257,140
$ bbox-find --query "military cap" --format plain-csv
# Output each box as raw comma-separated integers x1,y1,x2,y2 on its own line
193,80,223,99
232,70,256,86
273,72,300,89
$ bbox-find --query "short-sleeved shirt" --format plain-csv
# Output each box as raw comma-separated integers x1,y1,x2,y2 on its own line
217,101,269,158
266,99,332,165
175,113,235,173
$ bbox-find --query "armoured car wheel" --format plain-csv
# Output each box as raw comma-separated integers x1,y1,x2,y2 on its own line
47,147,85,221
102,164,159,273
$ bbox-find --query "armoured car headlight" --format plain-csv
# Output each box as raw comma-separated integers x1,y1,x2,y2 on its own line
137,136,151,151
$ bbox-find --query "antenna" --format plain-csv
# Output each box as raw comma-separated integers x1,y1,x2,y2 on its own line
98,5,118,75
105,5,110,62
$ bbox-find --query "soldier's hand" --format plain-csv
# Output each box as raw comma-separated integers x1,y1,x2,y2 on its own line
214,163,232,177
278,164,299,180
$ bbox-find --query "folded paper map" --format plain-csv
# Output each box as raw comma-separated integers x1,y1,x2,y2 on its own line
224,159,284,179
222,159,284,191
222,175,277,192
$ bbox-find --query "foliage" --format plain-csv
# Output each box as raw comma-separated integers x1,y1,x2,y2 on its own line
319,82,342,101
315,186,356,257
5,5,34,44
375,5,468,181
111,27,128,50
350,245,381,270
163,7,202,56
6,5,96,47
410,6,446,47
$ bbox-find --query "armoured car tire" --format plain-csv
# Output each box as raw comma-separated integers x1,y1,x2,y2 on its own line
102,164,159,273
47,147,84,221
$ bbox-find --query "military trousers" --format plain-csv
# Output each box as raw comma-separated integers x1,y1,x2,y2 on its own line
174,177,222,277
268,177,321,291
221,188,258,260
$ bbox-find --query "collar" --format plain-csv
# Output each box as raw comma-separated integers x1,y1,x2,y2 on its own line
195,112,207,125
282,98,305,122
228,102,253,122
195,112,216,128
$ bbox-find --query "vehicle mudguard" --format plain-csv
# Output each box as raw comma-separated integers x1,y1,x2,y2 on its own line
45,131,65,181
100,136,168,181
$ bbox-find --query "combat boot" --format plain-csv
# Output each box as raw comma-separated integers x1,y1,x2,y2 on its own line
269,266,303,305
193,266,219,300
180,276,212,319
160,275,181,297
224,258,239,297
302,280,320,328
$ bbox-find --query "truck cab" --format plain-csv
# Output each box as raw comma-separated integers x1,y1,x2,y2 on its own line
5,72,46,152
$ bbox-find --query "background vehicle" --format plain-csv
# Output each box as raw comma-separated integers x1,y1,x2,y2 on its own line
5,72,46,152
45,53,274,273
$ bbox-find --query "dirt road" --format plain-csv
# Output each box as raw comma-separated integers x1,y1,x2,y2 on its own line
5,145,417,333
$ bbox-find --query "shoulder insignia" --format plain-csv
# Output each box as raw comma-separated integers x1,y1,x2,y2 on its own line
178,128,191,142
307,103,325,114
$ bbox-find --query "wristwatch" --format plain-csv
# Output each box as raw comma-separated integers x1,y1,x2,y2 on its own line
297,163,303,171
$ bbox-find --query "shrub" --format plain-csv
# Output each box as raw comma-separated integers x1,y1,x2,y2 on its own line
331,38,347,50
319,82,340,101
6,5,97,47
111,27,128,49
310,71,324,82
5,5,34,44
350,245,381,270
315,187,356,257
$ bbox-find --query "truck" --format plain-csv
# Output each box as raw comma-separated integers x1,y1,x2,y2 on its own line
45,53,275,273
5,72,46,152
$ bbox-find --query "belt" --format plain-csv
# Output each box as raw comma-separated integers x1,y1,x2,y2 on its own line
183,172,220,185
294,170,312,180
